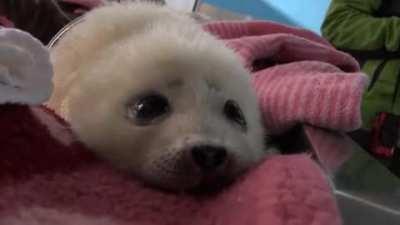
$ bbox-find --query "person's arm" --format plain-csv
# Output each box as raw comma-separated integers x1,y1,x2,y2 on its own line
321,0,400,52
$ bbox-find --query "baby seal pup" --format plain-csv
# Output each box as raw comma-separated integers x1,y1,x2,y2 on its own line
47,2,270,191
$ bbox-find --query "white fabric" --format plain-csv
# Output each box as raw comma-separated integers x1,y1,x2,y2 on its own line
0,28,53,105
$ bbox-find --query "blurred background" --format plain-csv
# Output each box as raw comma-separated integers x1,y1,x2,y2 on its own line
200,0,330,34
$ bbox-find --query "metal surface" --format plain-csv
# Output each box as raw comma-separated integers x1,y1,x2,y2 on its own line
48,0,200,49
47,16,83,48
193,0,201,11
164,0,200,12
304,126,400,225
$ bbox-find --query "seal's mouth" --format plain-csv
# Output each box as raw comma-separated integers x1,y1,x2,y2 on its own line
149,146,245,194
144,162,236,194
187,174,236,195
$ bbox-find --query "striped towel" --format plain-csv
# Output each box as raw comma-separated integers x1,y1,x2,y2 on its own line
204,21,369,134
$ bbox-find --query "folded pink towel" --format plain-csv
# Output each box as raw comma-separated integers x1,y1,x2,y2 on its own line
0,25,347,225
0,16,14,27
204,21,368,134
0,106,341,225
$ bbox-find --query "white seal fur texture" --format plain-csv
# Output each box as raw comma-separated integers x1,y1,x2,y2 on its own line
47,2,269,191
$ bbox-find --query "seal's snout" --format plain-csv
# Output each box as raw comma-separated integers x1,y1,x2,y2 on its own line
191,145,228,172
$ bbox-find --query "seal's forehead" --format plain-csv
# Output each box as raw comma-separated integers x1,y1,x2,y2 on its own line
167,78,184,89
166,78,220,91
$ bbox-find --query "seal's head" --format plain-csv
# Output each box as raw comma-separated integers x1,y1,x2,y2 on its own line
48,2,269,191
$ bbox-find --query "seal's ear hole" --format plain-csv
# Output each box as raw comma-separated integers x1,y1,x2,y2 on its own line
128,93,171,125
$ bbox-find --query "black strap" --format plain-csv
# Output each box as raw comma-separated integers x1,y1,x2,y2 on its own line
348,129,371,151
340,48,400,63
392,68,400,106
375,0,400,17
368,59,389,91
381,114,400,147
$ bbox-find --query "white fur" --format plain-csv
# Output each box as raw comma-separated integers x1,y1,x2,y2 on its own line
47,2,269,190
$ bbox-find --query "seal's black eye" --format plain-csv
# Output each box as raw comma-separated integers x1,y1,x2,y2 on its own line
130,93,170,125
224,100,247,130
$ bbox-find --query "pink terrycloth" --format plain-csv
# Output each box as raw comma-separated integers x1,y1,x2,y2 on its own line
0,106,341,225
62,0,104,9
0,16,14,27
204,21,368,134
0,24,349,225
0,1,103,26
61,0,104,14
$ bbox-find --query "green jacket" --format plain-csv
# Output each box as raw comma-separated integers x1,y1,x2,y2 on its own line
321,0,400,129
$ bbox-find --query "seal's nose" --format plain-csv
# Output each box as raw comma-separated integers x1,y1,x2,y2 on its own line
191,145,227,171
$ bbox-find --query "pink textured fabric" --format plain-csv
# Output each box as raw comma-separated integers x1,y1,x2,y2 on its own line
204,21,368,134
61,0,104,14
0,22,349,224
62,0,104,9
0,105,341,225
0,16,14,27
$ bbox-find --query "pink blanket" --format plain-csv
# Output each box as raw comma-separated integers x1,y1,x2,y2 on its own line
204,21,368,134
0,106,340,225
0,19,369,225
0,0,104,27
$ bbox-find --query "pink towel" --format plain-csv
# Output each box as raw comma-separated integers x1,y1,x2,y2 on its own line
0,105,341,225
204,21,368,134
0,0,103,29
60,0,104,15
62,0,104,9
0,16,14,27
0,25,348,225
